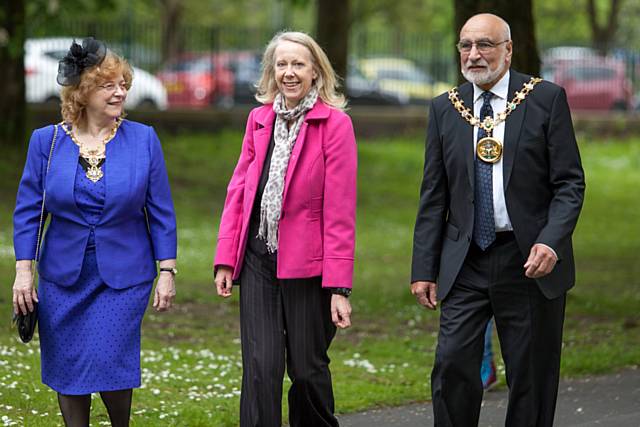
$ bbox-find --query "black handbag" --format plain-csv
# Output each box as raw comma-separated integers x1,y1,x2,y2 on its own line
12,124,58,343
12,303,39,343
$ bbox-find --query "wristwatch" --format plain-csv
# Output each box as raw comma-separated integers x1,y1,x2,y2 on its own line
330,287,351,297
159,267,178,276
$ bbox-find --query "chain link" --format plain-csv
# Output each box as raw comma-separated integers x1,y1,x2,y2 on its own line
447,77,542,135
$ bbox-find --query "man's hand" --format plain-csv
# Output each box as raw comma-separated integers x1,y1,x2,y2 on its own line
331,294,352,329
411,281,438,310
524,243,557,279
214,266,234,298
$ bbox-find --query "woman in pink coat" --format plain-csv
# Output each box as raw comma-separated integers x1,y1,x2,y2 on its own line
213,31,357,427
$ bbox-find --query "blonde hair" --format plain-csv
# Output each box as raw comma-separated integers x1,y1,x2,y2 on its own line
60,51,133,128
255,31,347,111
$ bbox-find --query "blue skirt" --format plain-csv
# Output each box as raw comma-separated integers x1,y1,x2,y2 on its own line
38,246,153,395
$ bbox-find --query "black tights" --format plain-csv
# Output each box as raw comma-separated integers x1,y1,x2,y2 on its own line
57,389,132,427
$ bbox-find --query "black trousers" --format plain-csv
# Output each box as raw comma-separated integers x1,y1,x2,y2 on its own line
431,232,566,427
239,246,339,427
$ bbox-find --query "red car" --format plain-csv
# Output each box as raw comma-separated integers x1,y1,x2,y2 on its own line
157,53,235,108
543,58,633,111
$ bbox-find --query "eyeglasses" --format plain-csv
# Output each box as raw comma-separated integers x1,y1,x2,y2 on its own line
98,82,128,93
456,40,510,53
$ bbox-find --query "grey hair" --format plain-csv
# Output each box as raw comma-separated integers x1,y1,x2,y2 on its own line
503,22,511,40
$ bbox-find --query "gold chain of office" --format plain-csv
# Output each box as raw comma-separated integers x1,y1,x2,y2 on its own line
447,77,542,163
61,117,123,183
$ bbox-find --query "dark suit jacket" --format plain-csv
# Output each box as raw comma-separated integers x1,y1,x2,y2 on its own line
411,70,585,300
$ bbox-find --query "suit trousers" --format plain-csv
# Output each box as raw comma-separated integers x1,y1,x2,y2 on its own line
431,232,566,427
239,244,339,427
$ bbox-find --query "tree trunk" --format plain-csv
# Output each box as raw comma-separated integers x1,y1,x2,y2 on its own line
159,0,183,63
453,0,540,81
315,0,351,92
587,0,622,55
0,0,26,146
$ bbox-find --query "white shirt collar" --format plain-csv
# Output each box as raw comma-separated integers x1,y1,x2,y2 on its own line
473,69,510,102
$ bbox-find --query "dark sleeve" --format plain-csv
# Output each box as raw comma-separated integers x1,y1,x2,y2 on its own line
411,101,449,283
535,88,586,252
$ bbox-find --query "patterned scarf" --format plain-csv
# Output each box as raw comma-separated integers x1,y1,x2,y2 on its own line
258,87,319,253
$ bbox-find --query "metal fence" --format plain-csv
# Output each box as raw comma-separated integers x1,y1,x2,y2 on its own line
26,19,639,112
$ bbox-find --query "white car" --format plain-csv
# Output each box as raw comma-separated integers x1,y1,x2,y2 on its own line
26,37,168,110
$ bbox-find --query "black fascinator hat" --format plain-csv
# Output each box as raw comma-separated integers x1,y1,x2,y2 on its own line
57,37,107,86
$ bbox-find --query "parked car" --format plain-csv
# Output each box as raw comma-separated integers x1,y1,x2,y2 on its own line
346,65,409,106
211,50,262,105
25,37,168,110
543,58,633,111
359,57,450,104
157,53,235,108
542,46,598,63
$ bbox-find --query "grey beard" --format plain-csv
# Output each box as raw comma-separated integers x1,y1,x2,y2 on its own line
462,63,506,86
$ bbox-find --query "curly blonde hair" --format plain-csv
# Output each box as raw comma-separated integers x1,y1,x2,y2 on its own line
255,31,347,111
60,51,133,128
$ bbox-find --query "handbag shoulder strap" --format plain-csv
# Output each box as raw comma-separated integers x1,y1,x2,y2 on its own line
34,124,59,262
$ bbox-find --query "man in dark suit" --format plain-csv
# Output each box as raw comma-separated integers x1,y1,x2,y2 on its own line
410,13,585,426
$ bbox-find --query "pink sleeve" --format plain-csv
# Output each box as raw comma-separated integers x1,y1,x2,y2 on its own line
213,109,256,271
321,112,358,288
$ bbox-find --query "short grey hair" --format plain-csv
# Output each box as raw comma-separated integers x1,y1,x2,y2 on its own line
503,22,511,41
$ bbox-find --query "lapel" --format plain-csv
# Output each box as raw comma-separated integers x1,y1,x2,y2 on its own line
100,124,134,223
282,100,330,202
502,70,527,190
253,107,276,185
49,130,82,215
457,83,475,191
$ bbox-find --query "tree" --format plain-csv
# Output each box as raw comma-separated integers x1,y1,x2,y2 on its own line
586,0,623,54
315,0,351,90
0,0,26,146
453,0,540,77
159,0,184,63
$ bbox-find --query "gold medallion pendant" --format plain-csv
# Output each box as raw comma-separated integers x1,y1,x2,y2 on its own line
84,156,105,183
476,136,503,163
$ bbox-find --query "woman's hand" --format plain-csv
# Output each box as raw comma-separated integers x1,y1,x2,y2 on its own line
331,294,352,329
13,261,38,315
214,266,234,298
153,272,176,312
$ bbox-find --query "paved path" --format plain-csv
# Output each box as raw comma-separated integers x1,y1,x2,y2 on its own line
338,368,640,426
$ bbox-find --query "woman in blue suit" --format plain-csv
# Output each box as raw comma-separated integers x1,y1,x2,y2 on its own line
11,38,177,426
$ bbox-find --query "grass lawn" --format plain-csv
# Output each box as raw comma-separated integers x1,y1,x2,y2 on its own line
0,130,638,426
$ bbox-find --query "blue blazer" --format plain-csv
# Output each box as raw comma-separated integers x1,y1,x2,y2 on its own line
13,120,177,289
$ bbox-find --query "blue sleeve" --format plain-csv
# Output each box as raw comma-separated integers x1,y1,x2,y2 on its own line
13,128,48,260
145,126,177,260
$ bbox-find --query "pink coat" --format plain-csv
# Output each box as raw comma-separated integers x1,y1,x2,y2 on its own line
213,100,357,288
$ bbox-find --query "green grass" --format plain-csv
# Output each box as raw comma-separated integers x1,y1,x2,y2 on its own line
0,131,638,426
